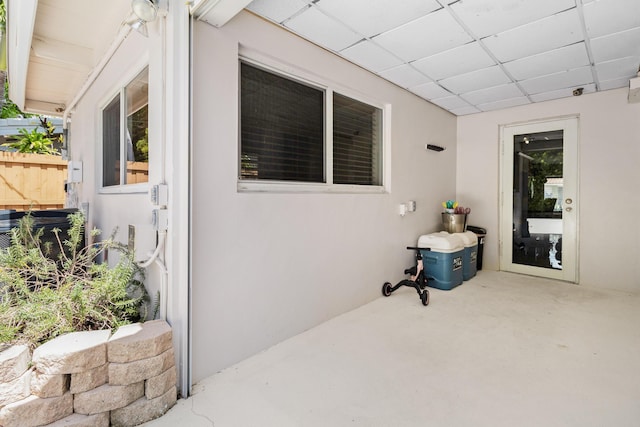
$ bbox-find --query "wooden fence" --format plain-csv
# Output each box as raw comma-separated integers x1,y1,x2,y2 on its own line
0,152,67,211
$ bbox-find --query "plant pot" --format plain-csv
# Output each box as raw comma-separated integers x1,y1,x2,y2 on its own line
442,212,467,233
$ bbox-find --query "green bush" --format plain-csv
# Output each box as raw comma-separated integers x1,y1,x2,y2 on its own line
2,127,59,155
0,212,148,348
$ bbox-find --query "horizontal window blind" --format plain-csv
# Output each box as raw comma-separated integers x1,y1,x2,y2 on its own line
240,62,324,183
333,93,382,186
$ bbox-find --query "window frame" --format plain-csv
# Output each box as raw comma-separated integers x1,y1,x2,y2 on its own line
98,64,150,195
238,53,390,194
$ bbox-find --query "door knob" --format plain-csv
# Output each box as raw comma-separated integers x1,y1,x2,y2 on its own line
565,198,573,204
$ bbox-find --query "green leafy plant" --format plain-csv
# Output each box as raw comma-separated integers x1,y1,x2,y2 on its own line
2,127,59,155
0,212,148,347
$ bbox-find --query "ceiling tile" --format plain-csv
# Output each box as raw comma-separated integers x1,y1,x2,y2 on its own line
599,77,632,90
595,56,640,81
378,64,431,88
529,84,596,103
590,27,640,63
503,43,590,81
285,7,362,51
477,96,530,112
409,82,452,100
583,0,640,38
449,0,576,38
315,0,441,38
411,42,497,81
429,96,471,110
482,9,583,62
460,83,524,105
373,8,472,62
340,41,404,72
439,66,511,94
519,66,594,95
246,0,308,23
450,106,482,116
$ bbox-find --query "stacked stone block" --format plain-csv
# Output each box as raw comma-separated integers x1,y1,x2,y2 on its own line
0,320,176,427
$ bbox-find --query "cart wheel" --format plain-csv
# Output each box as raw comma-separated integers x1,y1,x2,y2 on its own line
421,289,430,306
382,282,392,297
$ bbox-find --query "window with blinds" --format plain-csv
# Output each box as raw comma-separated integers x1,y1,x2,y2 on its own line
333,93,382,186
240,61,384,188
240,62,324,183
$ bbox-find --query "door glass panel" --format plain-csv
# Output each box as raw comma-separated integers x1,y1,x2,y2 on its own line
512,130,564,270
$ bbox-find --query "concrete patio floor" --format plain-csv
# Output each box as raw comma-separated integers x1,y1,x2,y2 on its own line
145,271,640,426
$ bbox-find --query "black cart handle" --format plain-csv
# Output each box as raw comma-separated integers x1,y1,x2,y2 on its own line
406,246,431,251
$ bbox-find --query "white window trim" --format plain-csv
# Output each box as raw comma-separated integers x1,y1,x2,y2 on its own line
98,61,151,195
238,50,391,194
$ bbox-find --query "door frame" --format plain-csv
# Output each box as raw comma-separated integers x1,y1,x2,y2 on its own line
499,115,579,282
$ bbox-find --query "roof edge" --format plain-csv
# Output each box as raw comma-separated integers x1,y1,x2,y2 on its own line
6,0,38,111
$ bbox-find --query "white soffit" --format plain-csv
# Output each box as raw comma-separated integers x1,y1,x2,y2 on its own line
583,0,640,38
600,77,632,90
590,27,640,63
530,83,596,103
450,105,481,116
411,42,496,81
409,82,452,100
460,83,524,105
477,96,530,112
340,40,404,73
247,0,640,115
373,8,472,62
429,95,472,111
439,65,511,95
246,0,307,23
503,43,590,81
285,7,362,51
596,57,640,82
192,0,255,27
519,66,594,95
482,9,583,62
315,0,441,38
378,64,431,89
449,0,576,38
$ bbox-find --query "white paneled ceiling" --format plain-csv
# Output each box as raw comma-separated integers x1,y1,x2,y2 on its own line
246,0,640,115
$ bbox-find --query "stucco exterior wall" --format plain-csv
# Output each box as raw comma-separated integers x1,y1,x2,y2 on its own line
190,11,458,381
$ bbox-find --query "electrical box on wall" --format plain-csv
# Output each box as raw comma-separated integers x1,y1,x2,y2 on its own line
67,161,83,183
150,184,168,206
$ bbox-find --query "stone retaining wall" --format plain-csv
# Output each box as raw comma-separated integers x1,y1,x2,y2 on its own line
0,320,177,427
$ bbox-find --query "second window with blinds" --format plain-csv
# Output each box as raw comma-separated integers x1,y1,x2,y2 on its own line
239,61,384,191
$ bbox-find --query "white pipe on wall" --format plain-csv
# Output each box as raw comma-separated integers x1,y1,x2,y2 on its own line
62,24,133,129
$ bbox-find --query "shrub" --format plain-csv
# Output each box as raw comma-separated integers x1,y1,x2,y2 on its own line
0,211,148,348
